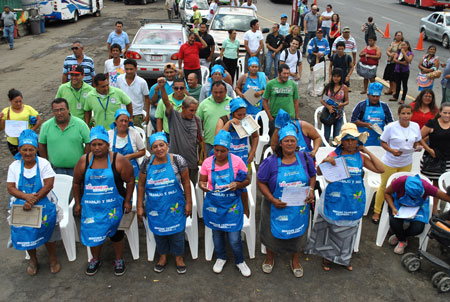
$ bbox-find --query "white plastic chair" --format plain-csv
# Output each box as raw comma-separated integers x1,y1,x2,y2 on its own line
250,161,257,207
195,165,205,218
201,65,209,85
254,111,270,164
437,172,450,212
204,186,256,260
133,126,149,164
263,147,273,160
363,146,386,216
143,181,198,261
237,57,245,79
375,172,433,251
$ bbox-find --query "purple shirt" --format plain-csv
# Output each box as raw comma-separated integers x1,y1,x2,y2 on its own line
394,51,413,73
257,152,316,193
391,176,438,199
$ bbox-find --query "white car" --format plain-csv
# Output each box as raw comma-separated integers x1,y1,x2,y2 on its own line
420,11,450,48
208,7,269,58
179,0,209,25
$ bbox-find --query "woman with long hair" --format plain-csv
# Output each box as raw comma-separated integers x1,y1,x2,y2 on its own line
383,31,403,95
390,41,414,104
328,13,341,47
411,89,438,129
417,45,440,91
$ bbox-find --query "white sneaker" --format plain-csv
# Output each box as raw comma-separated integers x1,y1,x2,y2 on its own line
394,241,408,255
213,259,227,273
388,235,399,246
236,261,251,277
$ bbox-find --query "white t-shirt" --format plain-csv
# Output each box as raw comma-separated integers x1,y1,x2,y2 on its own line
104,58,125,87
321,11,334,28
380,121,422,167
108,127,146,153
241,3,257,11
116,74,150,115
280,49,302,79
208,2,218,20
7,157,56,189
244,30,264,53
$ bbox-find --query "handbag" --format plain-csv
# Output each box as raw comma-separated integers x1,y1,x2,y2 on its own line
421,152,446,174
319,106,337,126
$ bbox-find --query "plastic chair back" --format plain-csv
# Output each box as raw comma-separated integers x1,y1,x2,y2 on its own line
53,174,73,210
201,65,209,85
255,111,269,138
263,147,273,160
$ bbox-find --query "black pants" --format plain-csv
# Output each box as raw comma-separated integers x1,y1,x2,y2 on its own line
110,230,125,242
389,213,425,242
223,57,238,83
302,32,316,54
184,68,202,85
7,142,19,156
394,71,410,101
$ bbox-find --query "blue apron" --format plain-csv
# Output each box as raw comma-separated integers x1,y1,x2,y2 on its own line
292,120,312,152
357,99,385,146
112,129,139,181
324,150,366,221
271,152,310,239
203,154,243,232
81,153,124,247
242,72,266,116
145,154,186,236
228,115,250,165
393,193,430,224
10,159,57,250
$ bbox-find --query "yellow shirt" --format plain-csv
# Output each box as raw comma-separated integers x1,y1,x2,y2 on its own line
193,10,201,24
2,105,39,145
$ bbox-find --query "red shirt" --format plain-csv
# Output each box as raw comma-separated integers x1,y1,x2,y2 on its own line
178,42,202,70
391,176,438,199
411,102,436,129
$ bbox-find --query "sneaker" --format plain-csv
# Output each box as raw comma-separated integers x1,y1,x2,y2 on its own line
394,241,408,255
85,259,101,276
154,263,166,273
236,261,251,277
388,235,399,246
213,259,227,273
114,259,126,276
176,265,187,274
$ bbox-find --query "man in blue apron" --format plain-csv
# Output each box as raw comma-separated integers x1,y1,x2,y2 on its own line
235,57,268,117
198,130,252,277
351,82,394,146
7,129,59,276
73,126,135,276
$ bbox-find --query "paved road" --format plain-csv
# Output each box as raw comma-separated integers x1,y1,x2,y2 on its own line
259,0,449,102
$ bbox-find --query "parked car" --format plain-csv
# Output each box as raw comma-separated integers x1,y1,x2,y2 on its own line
124,0,154,5
208,7,269,60
179,0,209,25
126,22,188,79
420,11,450,48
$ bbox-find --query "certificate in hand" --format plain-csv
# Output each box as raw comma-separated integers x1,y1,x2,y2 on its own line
319,157,350,182
281,186,310,206
243,87,260,106
11,204,43,228
118,211,136,230
5,120,28,138
232,115,260,139
394,206,420,219
371,123,383,136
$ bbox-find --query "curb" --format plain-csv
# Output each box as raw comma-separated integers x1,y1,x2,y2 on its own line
375,76,415,101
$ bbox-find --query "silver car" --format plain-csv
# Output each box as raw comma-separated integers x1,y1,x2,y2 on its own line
420,12,450,48
126,22,188,79
179,0,209,25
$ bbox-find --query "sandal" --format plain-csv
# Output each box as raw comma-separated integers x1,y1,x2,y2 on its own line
388,98,398,102
322,259,331,271
27,263,39,276
345,263,353,271
371,213,380,225
384,91,393,95
262,259,274,274
50,262,61,274
398,100,405,105
290,261,304,278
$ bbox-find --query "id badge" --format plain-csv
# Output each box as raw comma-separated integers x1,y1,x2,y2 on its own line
121,104,126,109
77,102,82,110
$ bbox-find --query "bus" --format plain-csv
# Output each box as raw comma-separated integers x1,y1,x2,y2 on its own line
399,0,450,8
23,0,103,22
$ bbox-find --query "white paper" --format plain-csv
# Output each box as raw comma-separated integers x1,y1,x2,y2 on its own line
11,205,42,228
371,123,383,136
395,206,420,219
243,87,260,106
399,148,414,155
231,115,260,139
5,120,28,138
281,186,310,206
118,211,136,230
319,157,350,182
241,118,256,135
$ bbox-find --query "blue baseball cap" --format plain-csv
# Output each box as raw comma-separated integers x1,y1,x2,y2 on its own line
230,97,247,114
281,14,288,18
368,82,383,96
279,124,298,143
149,132,168,147
214,130,231,149
90,126,109,143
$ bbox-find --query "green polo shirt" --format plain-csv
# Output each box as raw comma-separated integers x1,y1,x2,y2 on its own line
155,93,184,133
38,116,90,168
196,95,232,145
55,82,94,120
84,86,131,129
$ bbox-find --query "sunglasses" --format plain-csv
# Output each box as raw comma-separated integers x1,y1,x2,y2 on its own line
71,47,79,50
173,86,185,91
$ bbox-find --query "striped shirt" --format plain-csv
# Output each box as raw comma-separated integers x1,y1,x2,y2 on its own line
331,36,357,54
62,54,95,85
307,37,330,56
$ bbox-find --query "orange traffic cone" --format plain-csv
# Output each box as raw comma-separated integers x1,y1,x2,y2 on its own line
314,0,317,5
383,23,391,39
414,32,424,51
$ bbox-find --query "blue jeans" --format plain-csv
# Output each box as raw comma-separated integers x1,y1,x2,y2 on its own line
302,32,316,54
323,117,344,144
3,25,14,48
321,27,330,39
53,167,74,176
212,230,244,264
265,50,280,79
150,105,157,131
154,230,185,256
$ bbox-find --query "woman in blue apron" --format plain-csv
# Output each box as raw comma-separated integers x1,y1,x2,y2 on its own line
306,123,384,271
257,124,316,278
271,109,322,158
108,109,146,183
73,126,135,277
235,57,268,117
199,130,251,277
136,132,192,274
7,129,59,276
384,174,450,254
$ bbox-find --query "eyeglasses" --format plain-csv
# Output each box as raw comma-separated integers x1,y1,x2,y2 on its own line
53,108,67,113
173,87,185,91
71,47,79,50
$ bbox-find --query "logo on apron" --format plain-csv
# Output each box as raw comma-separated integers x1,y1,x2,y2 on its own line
109,208,118,219
170,203,180,214
42,215,49,227
228,204,239,214
353,191,363,202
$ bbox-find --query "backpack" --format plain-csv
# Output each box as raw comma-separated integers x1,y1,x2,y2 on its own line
283,48,301,72
330,53,351,72
366,23,376,37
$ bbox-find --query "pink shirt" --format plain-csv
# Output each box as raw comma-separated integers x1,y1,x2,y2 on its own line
200,153,248,190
